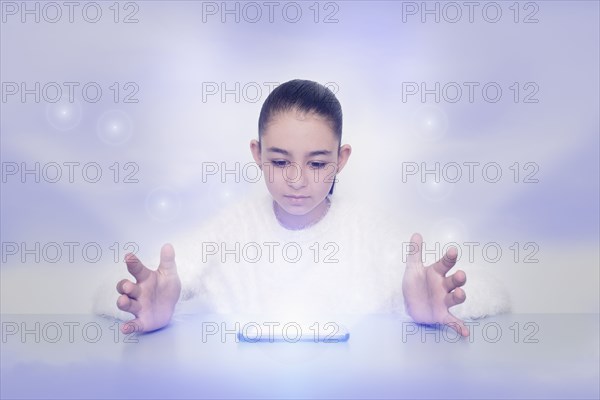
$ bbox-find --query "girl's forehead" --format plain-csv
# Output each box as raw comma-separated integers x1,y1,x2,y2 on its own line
263,111,337,142
261,130,338,156
260,109,339,156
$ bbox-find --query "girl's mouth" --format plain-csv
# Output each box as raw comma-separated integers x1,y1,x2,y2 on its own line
284,195,309,204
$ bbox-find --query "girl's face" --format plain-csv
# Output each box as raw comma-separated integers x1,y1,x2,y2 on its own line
250,109,351,226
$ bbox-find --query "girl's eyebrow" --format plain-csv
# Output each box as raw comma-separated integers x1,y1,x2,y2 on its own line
266,147,333,157
307,150,333,156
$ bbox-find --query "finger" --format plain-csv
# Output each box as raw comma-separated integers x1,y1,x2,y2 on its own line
432,246,458,276
125,253,151,282
116,279,141,299
157,243,177,274
443,270,466,292
121,318,144,334
442,313,469,337
406,232,423,268
116,294,142,315
445,287,466,308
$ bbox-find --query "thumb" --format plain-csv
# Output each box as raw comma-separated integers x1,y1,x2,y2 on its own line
158,243,177,274
406,232,423,268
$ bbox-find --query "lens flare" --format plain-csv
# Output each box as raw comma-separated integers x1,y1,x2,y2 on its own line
411,105,449,141
145,187,182,222
97,110,133,146
417,179,454,202
431,218,469,243
45,101,82,131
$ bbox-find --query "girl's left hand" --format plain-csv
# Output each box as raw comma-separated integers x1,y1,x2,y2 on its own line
402,232,470,337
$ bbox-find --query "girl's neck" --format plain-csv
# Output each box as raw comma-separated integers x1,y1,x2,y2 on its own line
273,197,331,231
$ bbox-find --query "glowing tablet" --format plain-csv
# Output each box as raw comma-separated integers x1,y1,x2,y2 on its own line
237,322,350,343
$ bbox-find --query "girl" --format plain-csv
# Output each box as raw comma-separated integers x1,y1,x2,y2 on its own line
98,79,510,336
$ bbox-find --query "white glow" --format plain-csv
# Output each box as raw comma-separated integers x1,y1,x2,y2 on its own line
97,110,133,146
45,101,82,131
411,105,449,141
145,187,182,223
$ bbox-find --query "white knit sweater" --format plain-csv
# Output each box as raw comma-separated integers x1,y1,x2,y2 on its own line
93,191,510,322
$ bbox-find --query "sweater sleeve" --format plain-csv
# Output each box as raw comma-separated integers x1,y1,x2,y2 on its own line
448,264,511,320
172,198,251,314
364,207,511,321
91,203,234,321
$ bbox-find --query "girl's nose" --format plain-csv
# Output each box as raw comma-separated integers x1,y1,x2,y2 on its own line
285,163,308,189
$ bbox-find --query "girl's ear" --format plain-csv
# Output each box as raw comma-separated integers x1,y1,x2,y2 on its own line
336,144,352,174
249,139,262,166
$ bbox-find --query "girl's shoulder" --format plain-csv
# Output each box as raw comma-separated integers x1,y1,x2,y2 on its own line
332,194,409,236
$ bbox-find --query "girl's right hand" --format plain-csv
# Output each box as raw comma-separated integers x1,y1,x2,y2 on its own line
116,244,182,334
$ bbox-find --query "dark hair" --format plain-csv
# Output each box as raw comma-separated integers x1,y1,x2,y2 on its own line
258,79,343,195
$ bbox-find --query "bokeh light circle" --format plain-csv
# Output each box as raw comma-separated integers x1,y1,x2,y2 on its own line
46,101,83,131
145,187,182,222
417,179,454,202
431,217,469,244
97,110,133,146
411,105,449,141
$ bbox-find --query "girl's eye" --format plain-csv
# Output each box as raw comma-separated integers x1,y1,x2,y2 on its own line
271,160,289,168
309,162,327,169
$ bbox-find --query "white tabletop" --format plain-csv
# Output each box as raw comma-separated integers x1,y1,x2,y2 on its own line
1,313,598,399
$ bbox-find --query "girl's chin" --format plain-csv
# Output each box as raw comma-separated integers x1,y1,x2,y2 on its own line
279,205,310,216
